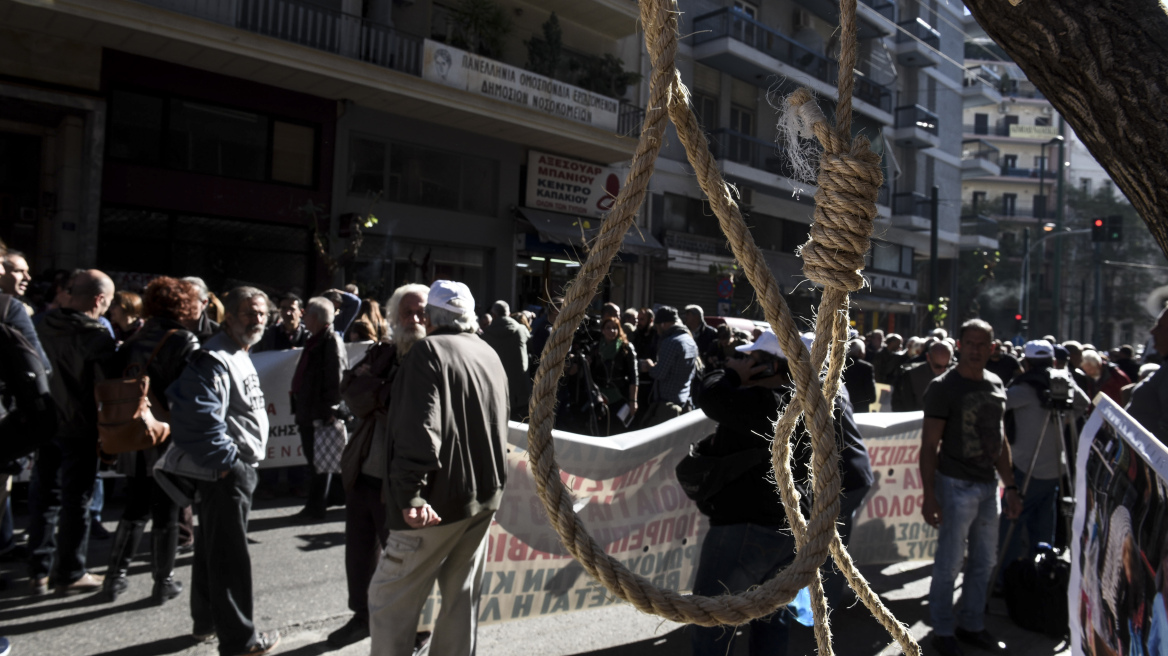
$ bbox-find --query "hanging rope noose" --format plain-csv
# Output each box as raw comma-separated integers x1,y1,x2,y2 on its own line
523,1,920,655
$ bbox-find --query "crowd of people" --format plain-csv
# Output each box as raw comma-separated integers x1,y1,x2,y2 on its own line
5,235,1168,656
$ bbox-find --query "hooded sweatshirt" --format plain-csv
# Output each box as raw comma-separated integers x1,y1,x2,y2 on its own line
166,331,269,472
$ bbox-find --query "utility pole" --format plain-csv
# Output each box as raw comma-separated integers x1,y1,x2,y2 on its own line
1051,118,1067,338
930,185,939,310
1093,241,1103,345
1018,227,1030,333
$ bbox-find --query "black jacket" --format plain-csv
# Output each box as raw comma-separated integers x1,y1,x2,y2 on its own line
254,322,309,352
589,340,639,404
291,327,348,424
694,368,874,527
36,308,117,439
113,318,200,476
192,312,219,345
844,357,877,409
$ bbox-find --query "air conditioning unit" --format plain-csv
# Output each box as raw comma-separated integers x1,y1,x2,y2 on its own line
1041,105,1053,116
794,10,813,30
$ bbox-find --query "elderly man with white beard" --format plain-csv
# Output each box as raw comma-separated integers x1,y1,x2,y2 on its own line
327,283,429,649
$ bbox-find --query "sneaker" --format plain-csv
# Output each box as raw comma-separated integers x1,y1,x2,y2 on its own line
58,572,104,595
955,628,1008,654
327,616,370,648
191,622,215,642
28,576,49,597
235,631,280,656
932,635,965,656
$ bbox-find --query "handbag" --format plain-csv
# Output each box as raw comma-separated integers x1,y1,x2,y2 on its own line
313,418,347,474
95,330,178,454
675,435,769,503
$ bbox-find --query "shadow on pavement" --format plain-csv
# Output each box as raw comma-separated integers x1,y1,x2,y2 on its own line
85,635,204,656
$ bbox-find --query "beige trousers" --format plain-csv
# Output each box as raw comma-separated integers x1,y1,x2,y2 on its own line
368,509,494,656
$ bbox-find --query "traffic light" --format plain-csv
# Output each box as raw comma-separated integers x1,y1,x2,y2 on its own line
1092,218,1106,241
1014,313,1023,333
1106,215,1123,242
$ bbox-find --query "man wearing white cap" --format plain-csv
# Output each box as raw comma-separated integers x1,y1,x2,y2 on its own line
368,280,510,656
996,339,1087,588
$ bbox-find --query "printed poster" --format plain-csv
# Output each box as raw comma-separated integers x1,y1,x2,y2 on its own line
1071,395,1168,656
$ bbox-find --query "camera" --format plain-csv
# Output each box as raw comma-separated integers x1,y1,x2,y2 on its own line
1041,368,1075,410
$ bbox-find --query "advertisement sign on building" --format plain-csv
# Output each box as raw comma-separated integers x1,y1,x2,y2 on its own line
1008,124,1060,139
422,40,620,132
868,273,919,295
525,151,624,219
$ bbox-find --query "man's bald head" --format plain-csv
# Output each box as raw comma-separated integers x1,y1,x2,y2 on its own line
67,269,114,318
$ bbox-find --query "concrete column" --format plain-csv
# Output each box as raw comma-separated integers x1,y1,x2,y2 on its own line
53,115,84,270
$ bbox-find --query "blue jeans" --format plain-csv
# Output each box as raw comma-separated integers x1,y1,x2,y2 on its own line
928,472,1000,636
996,467,1058,584
691,523,796,656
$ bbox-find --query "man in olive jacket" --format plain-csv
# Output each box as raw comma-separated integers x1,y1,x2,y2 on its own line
368,280,508,656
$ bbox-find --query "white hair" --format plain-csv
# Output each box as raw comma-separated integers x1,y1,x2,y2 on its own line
304,297,335,324
182,276,210,301
1081,350,1103,369
386,284,429,330
426,305,477,333
491,300,510,319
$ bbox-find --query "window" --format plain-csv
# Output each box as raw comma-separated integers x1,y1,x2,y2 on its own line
1002,193,1017,216
1080,178,1092,194
872,242,900,272
1102,179,1114,196
350,136,498,215
900,246,914,275
730,105,754,136
733,1,757,19
1034,154,1048,170
1033,195,1047,218
971,191,986,214
973,113,988,135
1002,154,1017,169
1034,116,1051,127
107,89,318,186
694,94,719,131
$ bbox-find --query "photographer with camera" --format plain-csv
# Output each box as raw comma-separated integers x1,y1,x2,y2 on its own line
996,339,1088,590
555,316,607,435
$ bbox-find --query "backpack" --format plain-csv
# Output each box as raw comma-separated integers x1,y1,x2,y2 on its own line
0,295,57,462
1002,542,1070,641
94,329,178,454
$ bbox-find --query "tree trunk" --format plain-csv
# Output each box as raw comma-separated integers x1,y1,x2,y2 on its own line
963,0,1168,258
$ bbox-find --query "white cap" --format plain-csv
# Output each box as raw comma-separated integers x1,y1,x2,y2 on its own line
801,331,815,352
427,280,475,314
1024,339,1054,359
736,330,785,359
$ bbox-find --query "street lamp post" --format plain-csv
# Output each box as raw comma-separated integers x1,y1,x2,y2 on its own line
1051,120,1067,337
1020,227,1090,338
1037,135,1063,219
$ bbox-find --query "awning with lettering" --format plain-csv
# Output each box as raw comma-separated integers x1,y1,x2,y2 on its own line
518,207,666,256
850,293,923,314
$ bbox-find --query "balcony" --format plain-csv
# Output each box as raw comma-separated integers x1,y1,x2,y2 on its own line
892,105,940,149
892,191,932,231
708,129,794,178
959,215,1000,249
691,8,892,117
963,120,1059,139
961,139,999,179
791,0,895,38
963,65,1002,108
859,0,897,23
894,18,942,68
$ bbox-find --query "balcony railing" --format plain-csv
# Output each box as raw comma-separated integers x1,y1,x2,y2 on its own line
895,105,939,134
964,65,1001,89
896,17,941,47
859,0,896,21
1000,166,1058,179
708,129,794,177
692,8,892,111
893,191,931,218
132,0,642,134
962,139,1000,164
960,215,999,239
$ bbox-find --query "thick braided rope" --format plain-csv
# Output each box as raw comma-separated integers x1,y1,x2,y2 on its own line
523,0,920,653
523,0,842,627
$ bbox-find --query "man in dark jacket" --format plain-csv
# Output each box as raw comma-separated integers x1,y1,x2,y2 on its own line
27,269,117,595
481,300,531,421
892,341,953,412
844,339,877,410
254,293,309,352
369,280,509,656
689,331,873,656
683,305,718,359
182,276,219,344
290,297,349,522
328,283,428,648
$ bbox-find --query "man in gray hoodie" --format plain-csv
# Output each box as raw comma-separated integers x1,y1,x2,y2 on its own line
166,286,279,656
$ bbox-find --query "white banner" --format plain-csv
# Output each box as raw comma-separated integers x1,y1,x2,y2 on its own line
251,343,372,468
525,151,625,219
421,40,620,132
1071,396,1168,656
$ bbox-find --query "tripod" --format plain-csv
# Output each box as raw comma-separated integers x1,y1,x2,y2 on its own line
987,405,1079,605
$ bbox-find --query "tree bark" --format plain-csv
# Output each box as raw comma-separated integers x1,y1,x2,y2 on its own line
963,0,1168,258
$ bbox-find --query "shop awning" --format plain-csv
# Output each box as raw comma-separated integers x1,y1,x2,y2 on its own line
518,208,666,257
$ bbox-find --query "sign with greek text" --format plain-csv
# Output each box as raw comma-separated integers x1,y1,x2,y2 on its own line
422,40,620,132
525,151,625,219
1007,124,1059,139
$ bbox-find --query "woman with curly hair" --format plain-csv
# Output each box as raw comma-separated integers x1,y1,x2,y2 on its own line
102,276,202,604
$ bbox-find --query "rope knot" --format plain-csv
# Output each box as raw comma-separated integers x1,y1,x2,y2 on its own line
786,90,884,293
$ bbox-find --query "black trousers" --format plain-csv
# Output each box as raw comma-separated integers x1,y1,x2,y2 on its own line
191,459,259,656
27,436,98,583
298,422,338,511
123,474,180,529
345,475,389,621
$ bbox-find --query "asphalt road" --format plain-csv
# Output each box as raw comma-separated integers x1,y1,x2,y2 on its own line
0,492,1071,656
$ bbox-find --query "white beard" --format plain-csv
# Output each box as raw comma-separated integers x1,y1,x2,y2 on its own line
394,324,426,355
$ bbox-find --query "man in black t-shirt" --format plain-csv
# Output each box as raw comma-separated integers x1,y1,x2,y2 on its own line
920,320,1022,656
985,340,1022,386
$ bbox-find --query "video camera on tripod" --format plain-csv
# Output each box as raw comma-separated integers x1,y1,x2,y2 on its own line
1039,368,1076,410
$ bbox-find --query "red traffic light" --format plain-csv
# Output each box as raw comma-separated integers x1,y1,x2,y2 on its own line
1094,219,1104,227
1015,314,1023,321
